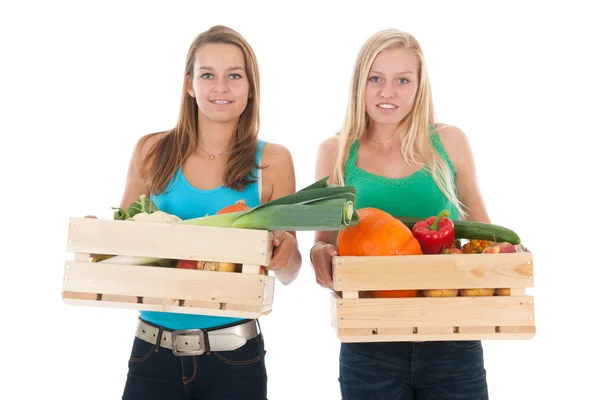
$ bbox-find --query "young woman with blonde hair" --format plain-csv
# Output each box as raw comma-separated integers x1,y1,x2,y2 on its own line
311,29,490,399
120,25,301,399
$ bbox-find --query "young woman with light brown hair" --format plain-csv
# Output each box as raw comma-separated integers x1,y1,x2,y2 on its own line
120,25,301,400
311,29,491,399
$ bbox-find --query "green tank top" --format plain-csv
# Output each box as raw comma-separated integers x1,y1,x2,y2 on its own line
344,132,459,220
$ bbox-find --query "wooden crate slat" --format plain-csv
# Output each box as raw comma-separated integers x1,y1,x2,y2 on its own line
333,253,533,291
416,326,454,335
497,326,536,334
67,217,272,265
337,329,536,343
63,262,269,305
101,294,138,302
180,299,222,309
456,326,497,334
62,291,99,300
334,294,535,329
141,297,180,306
262,276,275,306
62,295,266,319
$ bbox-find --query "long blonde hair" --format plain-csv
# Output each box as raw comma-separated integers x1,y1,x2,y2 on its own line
140,25,261,194
331,29,466,217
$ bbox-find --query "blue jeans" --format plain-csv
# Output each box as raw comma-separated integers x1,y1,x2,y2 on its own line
122,323,267,399
339,340,488,400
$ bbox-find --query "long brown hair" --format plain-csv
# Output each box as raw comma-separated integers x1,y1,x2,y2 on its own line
332,29,466,217
139,25,261,194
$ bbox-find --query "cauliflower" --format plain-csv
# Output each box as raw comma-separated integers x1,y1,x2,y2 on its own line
128,211,182,223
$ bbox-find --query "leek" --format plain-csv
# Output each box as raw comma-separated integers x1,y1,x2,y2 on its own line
99,177,357,265
180,177,358,230
95,255,174,267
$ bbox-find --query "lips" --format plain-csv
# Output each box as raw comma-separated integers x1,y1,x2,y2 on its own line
210,99,233,104
376,103,397,109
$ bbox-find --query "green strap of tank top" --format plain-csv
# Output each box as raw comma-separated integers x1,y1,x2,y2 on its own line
344,130,460,220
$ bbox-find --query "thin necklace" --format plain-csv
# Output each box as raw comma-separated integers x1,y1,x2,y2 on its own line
197,144,231,160
365,137,399,147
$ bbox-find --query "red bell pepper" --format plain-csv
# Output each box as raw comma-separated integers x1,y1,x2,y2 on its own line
411,210,455,254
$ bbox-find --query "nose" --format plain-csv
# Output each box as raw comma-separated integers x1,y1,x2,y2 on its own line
380,81,395,98
213,76,230,93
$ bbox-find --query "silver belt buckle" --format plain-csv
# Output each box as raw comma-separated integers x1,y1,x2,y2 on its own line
171,329,207,356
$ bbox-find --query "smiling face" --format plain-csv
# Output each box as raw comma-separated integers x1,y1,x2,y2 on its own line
365,46,419,129
186,43,251,124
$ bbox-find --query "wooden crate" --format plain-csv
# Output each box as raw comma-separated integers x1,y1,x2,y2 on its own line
331,252,535,342
62,217,275,319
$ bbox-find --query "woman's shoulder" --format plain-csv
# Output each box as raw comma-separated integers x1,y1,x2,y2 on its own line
433,123,467,141
259,141,296,200
432,123,471,160
316,135,341,159
135,131,168,159
260,141,294,167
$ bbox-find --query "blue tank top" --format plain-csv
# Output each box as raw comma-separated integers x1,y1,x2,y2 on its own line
142,139,265,329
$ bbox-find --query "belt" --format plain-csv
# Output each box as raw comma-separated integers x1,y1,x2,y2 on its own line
135,318,260,356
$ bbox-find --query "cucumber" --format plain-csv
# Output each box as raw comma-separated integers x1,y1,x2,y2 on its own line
395,216,521,245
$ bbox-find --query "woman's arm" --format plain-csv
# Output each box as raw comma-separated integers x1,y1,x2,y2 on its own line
436,124,491,223
118,135,162,209
260,142,301,285
310,136,341,289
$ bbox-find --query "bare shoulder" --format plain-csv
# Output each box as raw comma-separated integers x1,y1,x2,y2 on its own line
317,135,340,158
119,132,166,209
135,131,166,160
261,141,294,167
433,123,471,166
315,135,340,177
434,123,469,147
260,141,295,202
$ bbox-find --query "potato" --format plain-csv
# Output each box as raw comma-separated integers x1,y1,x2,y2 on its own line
422,289,459,297
459,288,495,296
495,288,511,296
197,261,237,272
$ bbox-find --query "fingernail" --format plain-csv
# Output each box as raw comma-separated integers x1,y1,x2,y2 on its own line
274,239,280,246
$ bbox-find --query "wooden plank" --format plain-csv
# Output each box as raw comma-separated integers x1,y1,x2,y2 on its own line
330,293,338,330
67,217,272,265
224,303,263,313
416,326,454,335
262,276,275,306
338,328,374,336
377,327,414,336
141,297,179,306
63,262,267,305
337,330,536,342
62,291,99,301
456,326,497,334
180,300,221,309
101,294,138,303
74,253,90,262
335,296,535,328
333,253,533,291
62,297,265,319
497,326,536,334
242,264,262,274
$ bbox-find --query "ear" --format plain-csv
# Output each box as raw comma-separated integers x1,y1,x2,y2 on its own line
248,90,253,98
185,75,195,97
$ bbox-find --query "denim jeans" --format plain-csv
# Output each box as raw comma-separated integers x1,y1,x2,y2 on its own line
339,340,488,400
122,324,267,399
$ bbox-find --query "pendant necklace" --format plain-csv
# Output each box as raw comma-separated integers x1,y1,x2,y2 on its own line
198,144,230,160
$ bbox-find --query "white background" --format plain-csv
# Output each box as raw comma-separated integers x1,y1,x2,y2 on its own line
2,1,599,399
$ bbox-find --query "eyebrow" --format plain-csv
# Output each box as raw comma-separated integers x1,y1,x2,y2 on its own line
197,66,245,71
369,70,414,75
